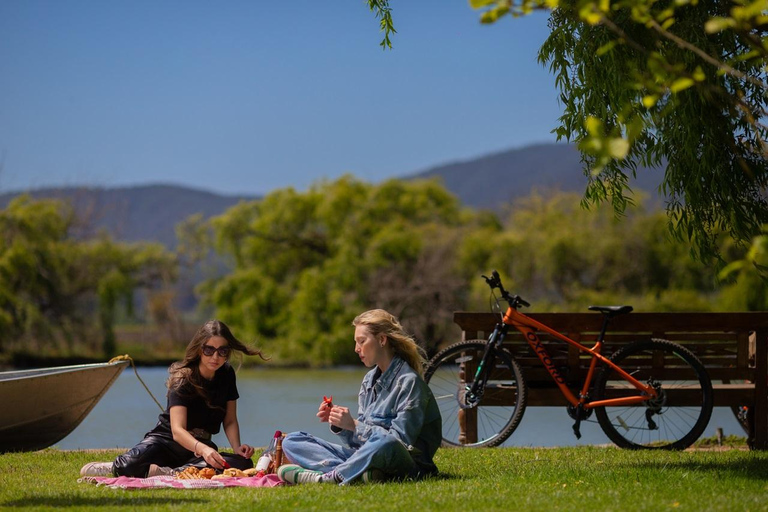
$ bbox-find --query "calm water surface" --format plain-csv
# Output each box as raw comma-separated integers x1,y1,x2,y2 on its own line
57,366,744,450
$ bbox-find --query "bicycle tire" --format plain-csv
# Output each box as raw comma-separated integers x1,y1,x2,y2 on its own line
594,338,713,450
424,340,527,448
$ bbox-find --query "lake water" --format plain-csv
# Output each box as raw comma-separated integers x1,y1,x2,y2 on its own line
57,366,745,450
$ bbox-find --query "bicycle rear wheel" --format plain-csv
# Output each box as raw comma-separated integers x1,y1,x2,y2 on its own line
594,338,713,450
424,340,527,447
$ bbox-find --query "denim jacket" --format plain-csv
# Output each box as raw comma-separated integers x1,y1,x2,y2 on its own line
332,355,442,470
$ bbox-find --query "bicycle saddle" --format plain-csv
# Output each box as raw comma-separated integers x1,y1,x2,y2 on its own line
588,305,634,317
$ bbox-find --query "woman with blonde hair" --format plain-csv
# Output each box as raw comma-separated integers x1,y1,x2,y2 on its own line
278,309,442,485
80,320,267,478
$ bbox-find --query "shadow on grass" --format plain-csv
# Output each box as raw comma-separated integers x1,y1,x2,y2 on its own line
1,495,206,508
426,472,463,482
623,457,768,481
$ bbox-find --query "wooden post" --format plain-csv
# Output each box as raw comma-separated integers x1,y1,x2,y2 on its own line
753,328,767,450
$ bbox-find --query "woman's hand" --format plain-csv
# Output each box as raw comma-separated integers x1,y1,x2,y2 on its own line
316,400,332,423
328,405,356,431
236,443,255,459
199,444,227,469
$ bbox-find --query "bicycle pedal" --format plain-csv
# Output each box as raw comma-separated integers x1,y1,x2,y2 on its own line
572,422,582,440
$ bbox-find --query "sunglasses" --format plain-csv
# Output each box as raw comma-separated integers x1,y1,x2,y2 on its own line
201,344,231,358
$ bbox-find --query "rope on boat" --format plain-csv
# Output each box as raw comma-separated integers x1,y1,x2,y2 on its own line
109,354,164,412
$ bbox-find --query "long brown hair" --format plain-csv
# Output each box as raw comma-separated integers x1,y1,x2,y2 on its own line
352,309,427,377
167,320,267,409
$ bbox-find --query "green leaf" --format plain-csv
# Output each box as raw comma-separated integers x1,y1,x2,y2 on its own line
718,260,745,280
468,0,497,9
481,6,509,23
608,137,630,159
579,3,604,24
661,17,676,29
656,8,675,22
670,77,695,93
704,17,734,33
585,116,602,135
596,40,617,56
642,95,659,108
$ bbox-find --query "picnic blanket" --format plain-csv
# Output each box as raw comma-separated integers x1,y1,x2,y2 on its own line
78,474,284,490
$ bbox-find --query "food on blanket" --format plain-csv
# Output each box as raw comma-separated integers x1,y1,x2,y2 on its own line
211,474,229,480
242,468,260,477
176,467,201,480
176,466,218,479
223,468,246,478
198,468,216,479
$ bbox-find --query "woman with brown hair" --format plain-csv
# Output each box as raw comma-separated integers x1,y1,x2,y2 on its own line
278,309,442,485
80,320,266,477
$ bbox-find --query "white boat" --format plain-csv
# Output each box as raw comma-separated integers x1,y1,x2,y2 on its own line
0,360,128,452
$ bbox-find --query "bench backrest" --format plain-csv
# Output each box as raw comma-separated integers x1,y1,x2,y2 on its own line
453,312,768,384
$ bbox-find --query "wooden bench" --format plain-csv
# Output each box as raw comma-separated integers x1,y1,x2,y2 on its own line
453,311,768,450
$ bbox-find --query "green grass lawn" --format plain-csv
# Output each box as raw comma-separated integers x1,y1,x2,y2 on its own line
1,446,767,511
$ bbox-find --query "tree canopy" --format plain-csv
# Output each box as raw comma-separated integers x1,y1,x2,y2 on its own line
369,0,768,262
0,195,177,356
4,180,756,365
190,177,746,365
194,176,484,365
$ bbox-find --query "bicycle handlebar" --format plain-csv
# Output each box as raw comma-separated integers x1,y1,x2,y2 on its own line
482,270,530,309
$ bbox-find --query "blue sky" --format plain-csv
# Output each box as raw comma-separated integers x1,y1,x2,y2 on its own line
0,1,561,196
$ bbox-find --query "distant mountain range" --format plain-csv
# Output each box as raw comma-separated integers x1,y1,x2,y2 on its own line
0,184,257,248
0,143,666,247
412,143,664,210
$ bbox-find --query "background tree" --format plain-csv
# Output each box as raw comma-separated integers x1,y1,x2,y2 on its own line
195,178,739,364
199,176,485,365
458,190,720,313
0,196,177,356
719,226,768,310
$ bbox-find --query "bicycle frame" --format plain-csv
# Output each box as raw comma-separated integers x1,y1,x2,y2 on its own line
493,306,659,409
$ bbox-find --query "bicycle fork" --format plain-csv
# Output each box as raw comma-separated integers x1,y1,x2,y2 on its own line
464,325,506,407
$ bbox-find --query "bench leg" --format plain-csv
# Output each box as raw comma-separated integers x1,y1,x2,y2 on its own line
753,329,767,450
458,408,478,445
458,358,478,445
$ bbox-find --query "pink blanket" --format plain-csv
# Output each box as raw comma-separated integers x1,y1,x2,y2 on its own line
78,474,284,489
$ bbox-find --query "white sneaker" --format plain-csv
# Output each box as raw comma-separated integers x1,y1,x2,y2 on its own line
277,464,323,484
80,462,114,477
147,464,175,477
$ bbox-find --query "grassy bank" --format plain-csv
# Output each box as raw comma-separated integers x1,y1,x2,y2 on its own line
1,446,767,511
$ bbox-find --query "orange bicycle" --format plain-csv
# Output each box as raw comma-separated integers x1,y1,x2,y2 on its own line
424,271,714,449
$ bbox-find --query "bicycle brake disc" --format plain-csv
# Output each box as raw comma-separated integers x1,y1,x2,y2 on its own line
457,387,482,409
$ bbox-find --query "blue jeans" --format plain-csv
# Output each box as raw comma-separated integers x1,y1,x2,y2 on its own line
282,431,419,485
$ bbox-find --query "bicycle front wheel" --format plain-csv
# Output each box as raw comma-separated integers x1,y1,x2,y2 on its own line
594,338,713,450
424,340,527,448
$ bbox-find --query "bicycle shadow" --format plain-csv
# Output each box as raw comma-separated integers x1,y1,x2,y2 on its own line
620,455,768,481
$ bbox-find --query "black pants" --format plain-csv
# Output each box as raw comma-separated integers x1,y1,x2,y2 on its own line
113,435,253,477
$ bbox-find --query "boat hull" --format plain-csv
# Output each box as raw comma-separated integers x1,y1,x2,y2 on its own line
0,361,128,452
